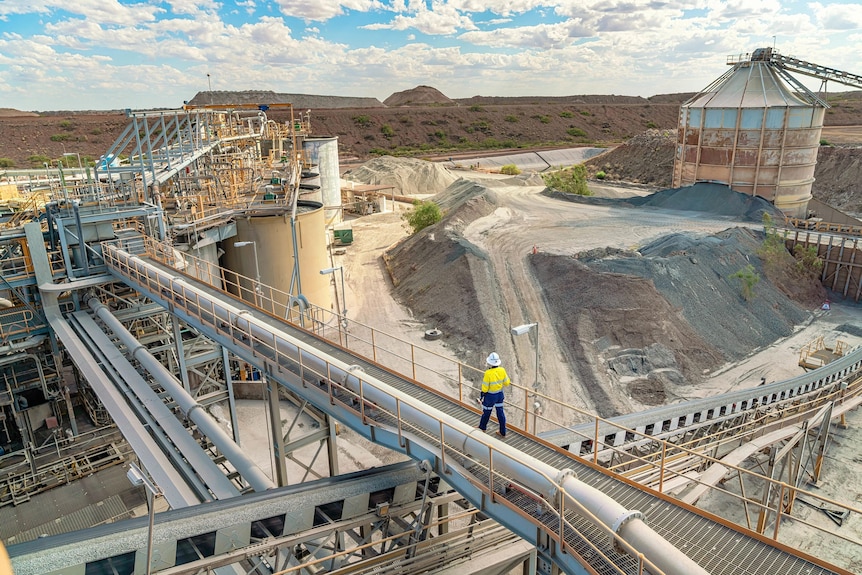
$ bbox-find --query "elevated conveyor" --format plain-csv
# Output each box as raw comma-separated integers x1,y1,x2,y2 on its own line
100,240,851,575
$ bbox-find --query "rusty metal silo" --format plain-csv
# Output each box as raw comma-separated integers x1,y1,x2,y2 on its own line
672,48,826,218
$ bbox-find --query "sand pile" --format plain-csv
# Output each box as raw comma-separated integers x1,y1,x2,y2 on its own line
342,156,458,197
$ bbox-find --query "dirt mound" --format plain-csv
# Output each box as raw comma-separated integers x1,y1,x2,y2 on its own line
628,183,786,222
342,155,457,196
384,180,498,367
532,227,820,412
384,86,454,107
812,145,862,215
0,109,38,118
547,182,786,223
583,129,676,187
186,90,384,109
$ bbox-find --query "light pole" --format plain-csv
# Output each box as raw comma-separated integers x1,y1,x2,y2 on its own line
62,151,82,172
511,321,540,432
234,241,261,307
127,462,160,575
207,73,213,104
320,266,347,345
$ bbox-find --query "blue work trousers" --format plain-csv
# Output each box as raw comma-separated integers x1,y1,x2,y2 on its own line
478,391,506,436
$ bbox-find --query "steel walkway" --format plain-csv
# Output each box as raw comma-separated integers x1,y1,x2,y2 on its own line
100,241,849,575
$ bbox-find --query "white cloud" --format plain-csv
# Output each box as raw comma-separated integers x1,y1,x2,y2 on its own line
459,21,590,49
363,2,478,34
275,0,383,22
810,2,862,31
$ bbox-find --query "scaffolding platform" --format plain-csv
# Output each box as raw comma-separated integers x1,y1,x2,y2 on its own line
799,336,848,370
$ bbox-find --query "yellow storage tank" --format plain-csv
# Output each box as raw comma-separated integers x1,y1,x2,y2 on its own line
223,200,332,317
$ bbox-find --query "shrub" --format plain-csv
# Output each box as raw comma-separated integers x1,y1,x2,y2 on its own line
646,121,658,129
0,158,14,168
579,110,591,116
59,120,76,131
500,164,521,175
730,264,760,301
793,244,824,279
50,134,71,142
542,164,591,196
381,124,395,137
819,139,830,146
595,170,606,180
758,213,789,268
469,105,484,112
504,115,519,123
353,115,371,127
566,127,588,138
28,154,50,165
537,115,551,124
560,111,574,118
403,200,442,234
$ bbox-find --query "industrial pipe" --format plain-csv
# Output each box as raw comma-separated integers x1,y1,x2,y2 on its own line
87,296,275,493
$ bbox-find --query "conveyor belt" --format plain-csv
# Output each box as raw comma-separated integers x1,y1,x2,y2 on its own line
111,252,847,575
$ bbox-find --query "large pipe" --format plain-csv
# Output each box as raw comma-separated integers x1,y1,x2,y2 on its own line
86,296,275,493
109,245,709,575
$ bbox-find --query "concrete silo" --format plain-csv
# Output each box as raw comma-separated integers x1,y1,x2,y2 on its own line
672,48,826,218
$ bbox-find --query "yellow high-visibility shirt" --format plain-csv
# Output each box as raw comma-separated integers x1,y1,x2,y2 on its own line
482,366,511,394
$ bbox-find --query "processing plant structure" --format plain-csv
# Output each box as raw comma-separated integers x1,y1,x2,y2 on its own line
0,52,861,575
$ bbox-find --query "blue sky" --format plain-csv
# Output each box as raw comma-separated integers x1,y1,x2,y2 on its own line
0,1,860,111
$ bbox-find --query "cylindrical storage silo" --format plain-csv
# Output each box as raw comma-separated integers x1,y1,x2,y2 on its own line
221,201,332,317
303,137,341,227
672,49,825,218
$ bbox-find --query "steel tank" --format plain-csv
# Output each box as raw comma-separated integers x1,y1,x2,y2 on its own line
222,201,331,315
672,53,825,218
302,137,341,227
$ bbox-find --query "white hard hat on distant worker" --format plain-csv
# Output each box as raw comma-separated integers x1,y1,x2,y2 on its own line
486,352,501,367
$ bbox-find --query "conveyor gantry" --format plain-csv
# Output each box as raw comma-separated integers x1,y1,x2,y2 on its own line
92,238,850,575
729,47,862,90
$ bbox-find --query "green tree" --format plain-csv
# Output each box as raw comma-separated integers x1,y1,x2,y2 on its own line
730,264,760,301
403,200,442,234
500,164,521,175
381,124,395,138
542,164,592,196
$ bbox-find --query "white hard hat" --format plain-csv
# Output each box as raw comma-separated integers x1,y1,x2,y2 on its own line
486,352,501,367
